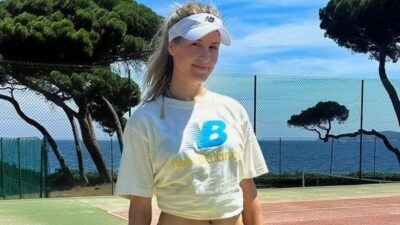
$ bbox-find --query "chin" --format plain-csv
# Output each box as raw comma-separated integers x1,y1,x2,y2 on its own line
192,70,212,83
192,67,214,81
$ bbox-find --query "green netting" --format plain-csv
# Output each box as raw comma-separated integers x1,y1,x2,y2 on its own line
0,137,47,200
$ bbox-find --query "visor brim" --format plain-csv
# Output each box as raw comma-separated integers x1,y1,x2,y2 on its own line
180,25,231,46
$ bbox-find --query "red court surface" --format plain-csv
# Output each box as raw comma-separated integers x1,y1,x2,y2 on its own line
262,196,400,225
113,196,400,225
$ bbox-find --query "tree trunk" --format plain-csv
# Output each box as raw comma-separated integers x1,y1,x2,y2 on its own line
87,111,97,139
9,77,111,182
0,94,75,184
65,110,89,186
101,95,124,152
378,49,400,127
78,112,112,182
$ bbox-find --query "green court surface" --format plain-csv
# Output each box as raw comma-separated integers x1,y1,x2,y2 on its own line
0,183,399,225
0,197,127,225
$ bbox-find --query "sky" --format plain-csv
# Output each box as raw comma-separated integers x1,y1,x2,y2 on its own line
136,0,400,79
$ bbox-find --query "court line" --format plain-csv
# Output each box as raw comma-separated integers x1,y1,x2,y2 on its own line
108,211,128,221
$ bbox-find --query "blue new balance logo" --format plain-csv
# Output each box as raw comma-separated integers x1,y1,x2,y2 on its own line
195,120,227,149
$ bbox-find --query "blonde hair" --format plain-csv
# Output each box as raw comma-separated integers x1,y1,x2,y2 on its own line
141,2,221,103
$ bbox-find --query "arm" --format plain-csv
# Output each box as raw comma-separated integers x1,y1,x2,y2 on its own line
129,195,152,225
240,178,264,225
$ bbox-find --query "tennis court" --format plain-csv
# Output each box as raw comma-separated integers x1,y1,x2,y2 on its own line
258,182,400,224
112,183,400,225
0,196,127,225
1,183,399,225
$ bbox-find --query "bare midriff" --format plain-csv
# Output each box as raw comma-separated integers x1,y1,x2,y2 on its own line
158,212,243,225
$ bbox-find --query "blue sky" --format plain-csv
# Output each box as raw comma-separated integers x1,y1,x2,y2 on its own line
137,0,400,79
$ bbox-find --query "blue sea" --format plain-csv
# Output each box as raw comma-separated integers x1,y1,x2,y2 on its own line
261,139,400,175
48,138,400,175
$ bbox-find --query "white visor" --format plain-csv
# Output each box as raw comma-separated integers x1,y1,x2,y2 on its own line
168,13,231,46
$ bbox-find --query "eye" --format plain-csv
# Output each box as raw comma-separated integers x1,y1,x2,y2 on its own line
191,42,200,46
210,45,219,50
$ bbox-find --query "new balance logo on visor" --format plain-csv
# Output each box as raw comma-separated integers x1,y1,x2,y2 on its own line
167,13,231,45
195,120,227,149
205,16,215,23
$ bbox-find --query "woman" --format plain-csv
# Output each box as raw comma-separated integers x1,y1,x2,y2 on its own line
116,2,268,225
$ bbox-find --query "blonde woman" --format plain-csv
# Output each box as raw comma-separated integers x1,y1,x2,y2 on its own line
116,2,268,225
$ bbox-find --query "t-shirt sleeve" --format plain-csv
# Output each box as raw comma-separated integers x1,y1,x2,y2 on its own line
115,125,154,198
239,112,269,180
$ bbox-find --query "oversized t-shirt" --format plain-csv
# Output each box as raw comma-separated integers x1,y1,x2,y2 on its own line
115,91,268,220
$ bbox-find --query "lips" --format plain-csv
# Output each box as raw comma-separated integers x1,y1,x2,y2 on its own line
192,64,210,70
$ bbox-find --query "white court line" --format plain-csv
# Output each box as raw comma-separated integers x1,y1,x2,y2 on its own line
108,211,128,221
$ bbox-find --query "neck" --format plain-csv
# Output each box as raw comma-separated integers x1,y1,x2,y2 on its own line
168,82,206,101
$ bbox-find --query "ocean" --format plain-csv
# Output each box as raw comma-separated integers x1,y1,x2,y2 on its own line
261,139,399,174
48,138,400,175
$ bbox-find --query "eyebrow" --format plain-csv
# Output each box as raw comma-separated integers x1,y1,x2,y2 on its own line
197,39,221,45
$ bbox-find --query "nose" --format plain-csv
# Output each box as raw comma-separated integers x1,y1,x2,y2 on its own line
198,46,210,62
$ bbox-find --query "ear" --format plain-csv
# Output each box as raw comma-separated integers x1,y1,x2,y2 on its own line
168,42,176,56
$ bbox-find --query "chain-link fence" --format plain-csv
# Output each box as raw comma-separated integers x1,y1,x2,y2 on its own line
1,73,400,197
0,137,48,199
207,75,400,177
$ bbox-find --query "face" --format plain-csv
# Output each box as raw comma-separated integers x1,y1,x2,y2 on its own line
168,30,221,86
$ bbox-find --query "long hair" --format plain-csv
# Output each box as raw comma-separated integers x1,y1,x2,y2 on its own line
141,2,220,103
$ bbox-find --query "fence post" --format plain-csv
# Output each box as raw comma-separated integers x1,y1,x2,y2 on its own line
110,134,114,195
42,137,49,198
253,75,257,135
1,138,5,200
17,138,22,199
373,137,377,176
40,137,47,198
279,138,282,179
40,138,43,198
330,138,334,175
127,64,132,117
359,80,364,180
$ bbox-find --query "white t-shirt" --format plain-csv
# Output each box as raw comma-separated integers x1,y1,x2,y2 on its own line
116,91,268,220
